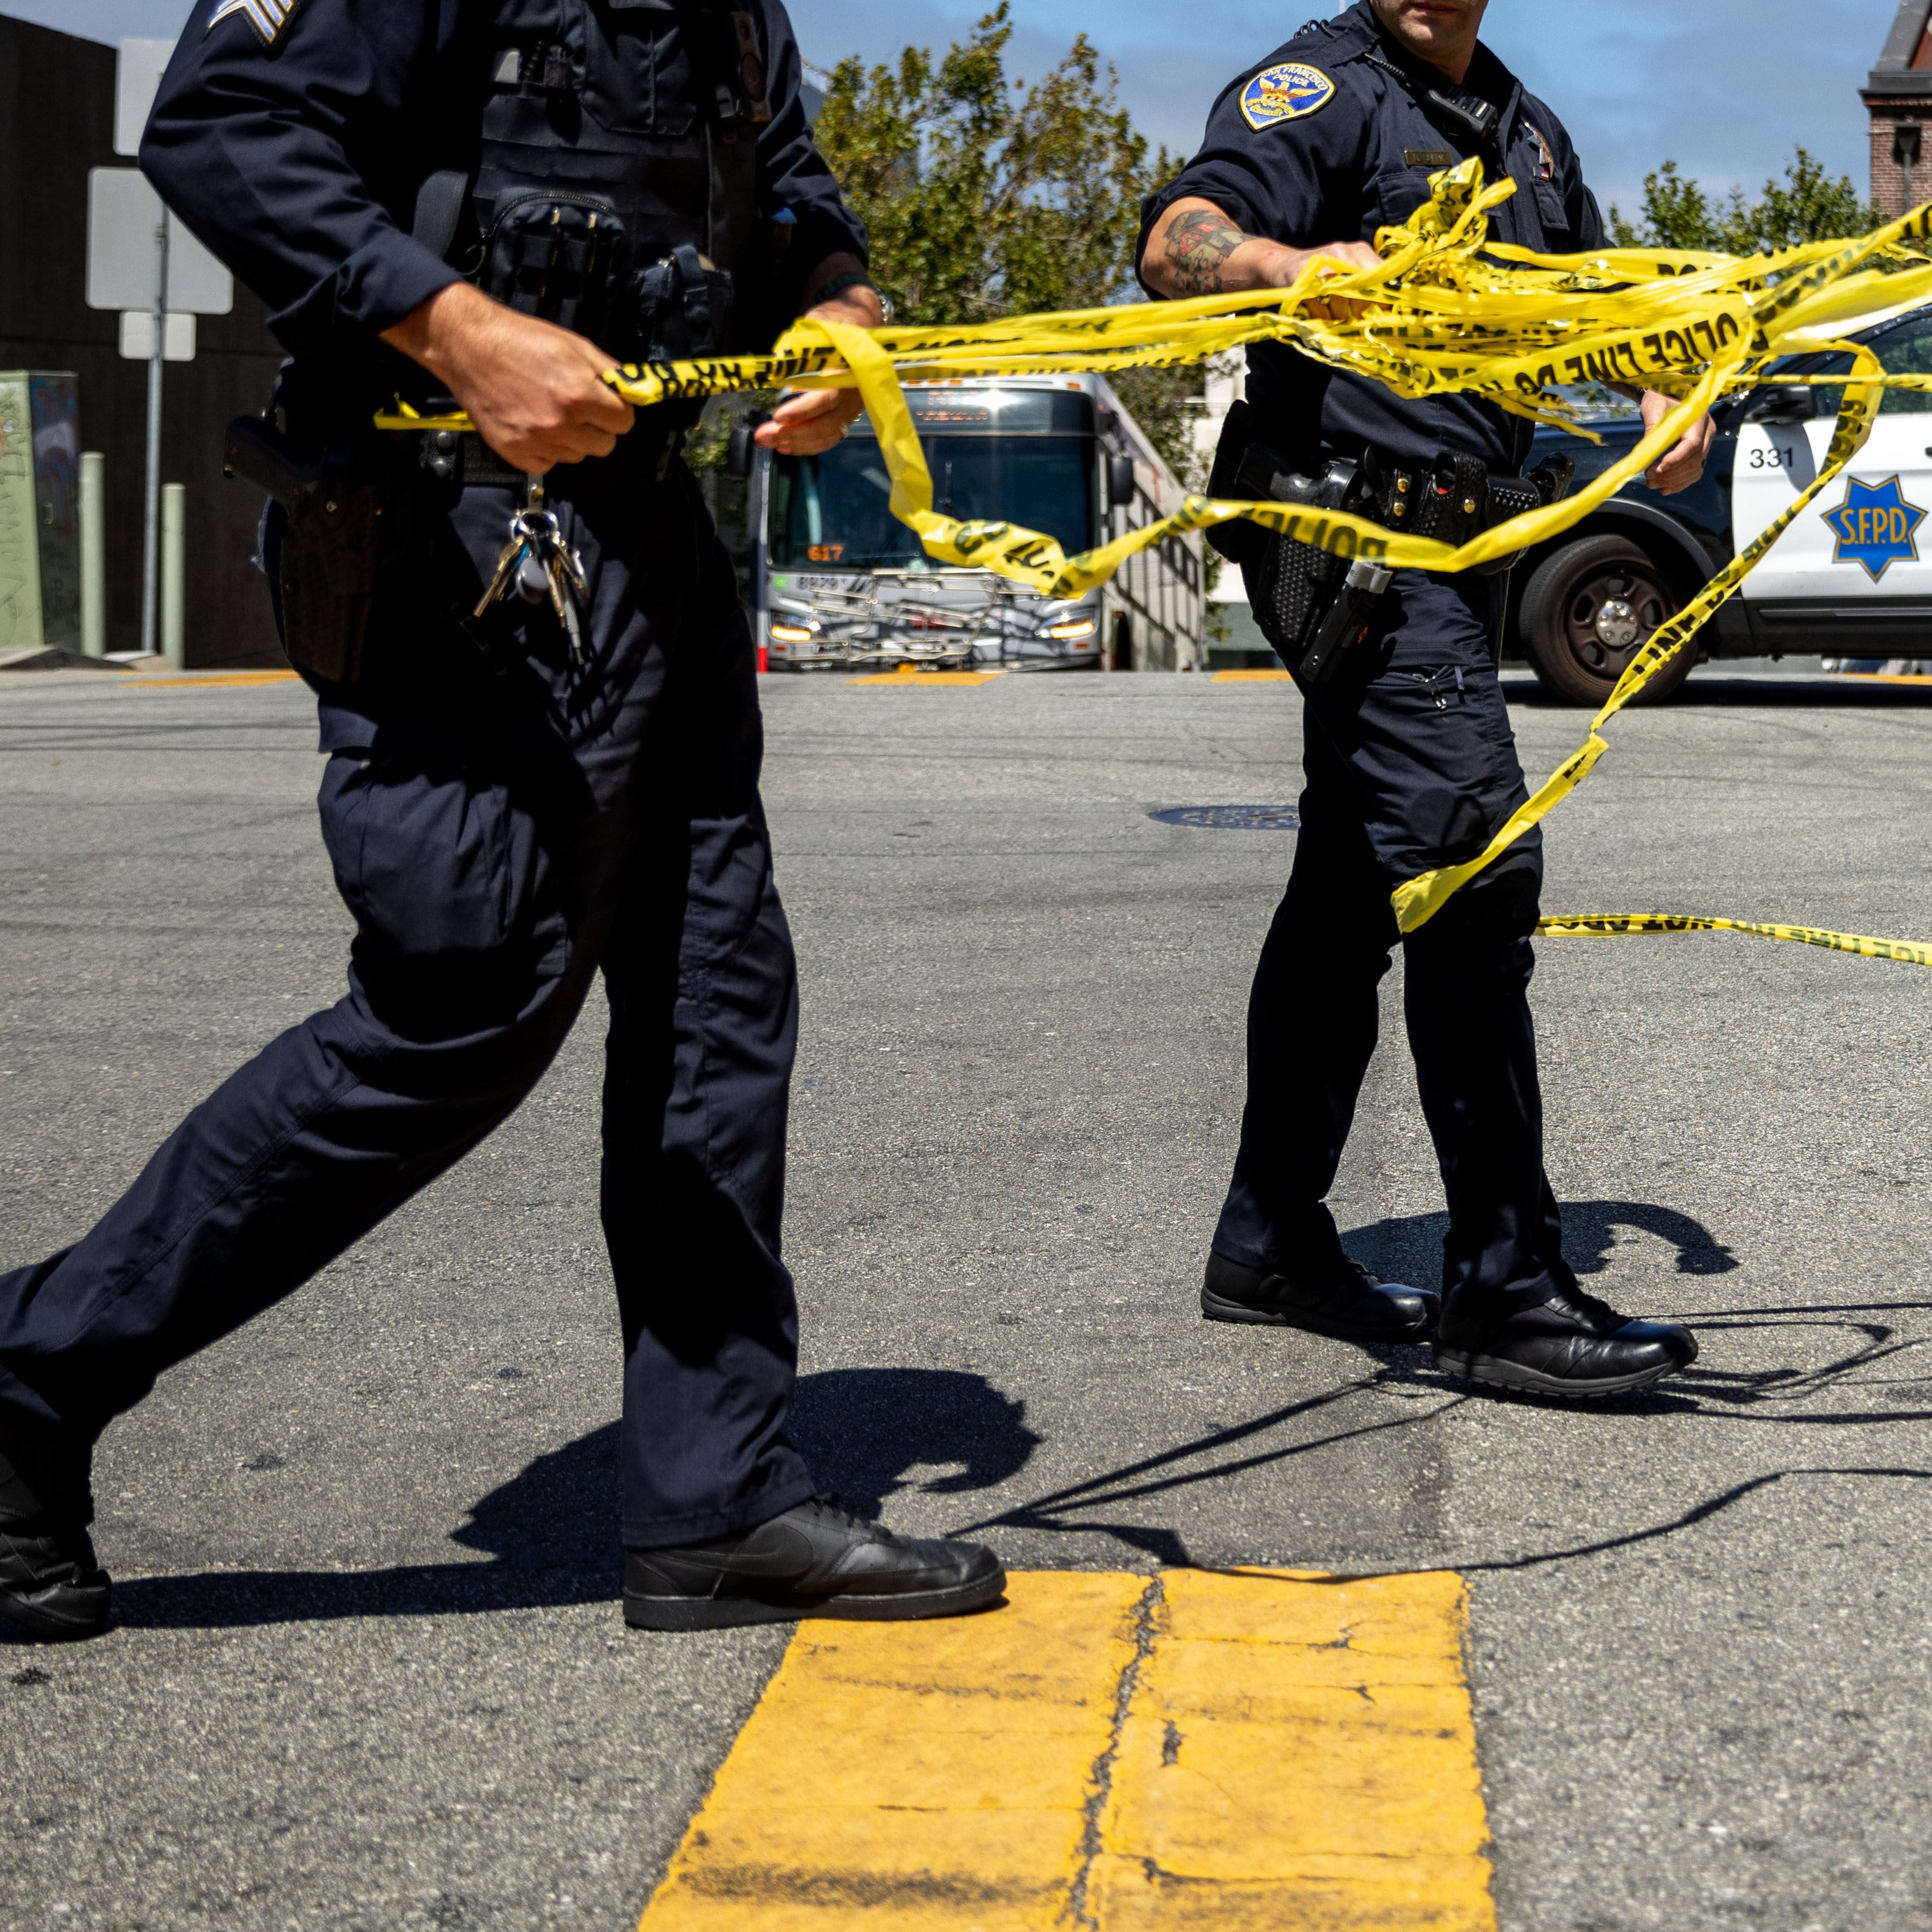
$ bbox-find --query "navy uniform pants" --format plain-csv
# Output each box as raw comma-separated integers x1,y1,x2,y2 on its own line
1214,565,1572,1314
0,464,818,1549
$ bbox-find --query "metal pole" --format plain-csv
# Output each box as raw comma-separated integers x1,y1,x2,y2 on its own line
140,201,168,658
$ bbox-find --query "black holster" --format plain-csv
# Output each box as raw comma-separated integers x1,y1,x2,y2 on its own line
1211,404,1384,682
224,413,415,685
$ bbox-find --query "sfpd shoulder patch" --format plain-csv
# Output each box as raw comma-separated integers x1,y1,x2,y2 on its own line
1239,63,1336,132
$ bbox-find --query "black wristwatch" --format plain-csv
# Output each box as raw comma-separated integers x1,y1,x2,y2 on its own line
809,270,878,307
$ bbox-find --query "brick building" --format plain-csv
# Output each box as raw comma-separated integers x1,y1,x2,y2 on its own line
1867,0,1932,220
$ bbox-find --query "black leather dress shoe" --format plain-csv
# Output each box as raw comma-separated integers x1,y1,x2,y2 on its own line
0,1415,112,1643
1435,1284,1698,1397
624,1495,1006,1631
1201,1251,1440,1343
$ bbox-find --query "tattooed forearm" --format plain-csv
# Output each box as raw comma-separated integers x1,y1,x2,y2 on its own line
1163,208,1249,295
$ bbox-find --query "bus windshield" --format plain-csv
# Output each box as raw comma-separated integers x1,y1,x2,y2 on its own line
768,435,1097,570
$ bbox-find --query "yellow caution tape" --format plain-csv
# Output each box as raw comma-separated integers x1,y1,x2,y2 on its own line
1389,337,1888,932
377,399,470,433
374,159,1932,939
1537,914,1932,969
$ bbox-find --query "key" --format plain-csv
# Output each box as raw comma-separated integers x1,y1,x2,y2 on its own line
546,548,586,660
474,527,529,618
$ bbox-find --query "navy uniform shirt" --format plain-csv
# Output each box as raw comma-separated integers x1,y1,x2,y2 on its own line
140,0,865,405
1138,1,1604,476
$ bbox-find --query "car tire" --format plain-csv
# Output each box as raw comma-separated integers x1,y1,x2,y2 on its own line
1518,535,1699,708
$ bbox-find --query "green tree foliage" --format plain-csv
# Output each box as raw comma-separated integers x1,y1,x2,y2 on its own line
1608,150,1878,254
812,6,1201,477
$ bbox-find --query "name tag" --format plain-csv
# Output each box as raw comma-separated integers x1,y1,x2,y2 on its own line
1405,149,1454,168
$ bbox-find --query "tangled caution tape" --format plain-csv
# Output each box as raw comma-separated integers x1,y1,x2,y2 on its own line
381,158,1932,951
1536,914,1932,970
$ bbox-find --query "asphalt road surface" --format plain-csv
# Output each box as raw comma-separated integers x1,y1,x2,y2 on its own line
4,659,1931,1931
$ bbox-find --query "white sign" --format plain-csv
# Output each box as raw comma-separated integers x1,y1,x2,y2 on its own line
115,38,177,157
85,168,233,317
119,312,197,362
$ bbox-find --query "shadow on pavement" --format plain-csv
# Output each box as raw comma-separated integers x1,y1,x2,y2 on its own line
104,1251,1932,1625
115,1423,626,1629
789,1366,1042,1518
943,1199,1932,1564
1503,676,1932,709
948,1373,1449,1568
1455,1462,1932,1574
112,1369,1043,1631
1347,1198,1739,1290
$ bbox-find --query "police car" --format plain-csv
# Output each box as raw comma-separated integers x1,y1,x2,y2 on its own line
1509,303,1932,703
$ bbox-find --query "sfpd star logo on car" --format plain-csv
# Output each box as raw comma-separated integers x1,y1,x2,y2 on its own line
1823,474,1927,582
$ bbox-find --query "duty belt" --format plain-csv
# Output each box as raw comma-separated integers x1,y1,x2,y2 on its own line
1222,428,1575,574
414,404,704,493
1206,404,1579,686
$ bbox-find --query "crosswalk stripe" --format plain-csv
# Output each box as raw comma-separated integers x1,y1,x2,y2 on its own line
845,668,1006,686
127,670,300,688
637,1568,1495,1930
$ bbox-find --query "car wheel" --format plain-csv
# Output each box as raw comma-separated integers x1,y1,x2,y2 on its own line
1518,535,1698,708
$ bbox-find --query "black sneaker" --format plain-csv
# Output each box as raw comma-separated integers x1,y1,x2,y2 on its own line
0,1415,112,1643
1201,1251,1440,1344
623,1495,1006,1631
1435,1283,1698,1398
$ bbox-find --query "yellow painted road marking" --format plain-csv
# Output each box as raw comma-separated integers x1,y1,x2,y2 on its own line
847,665,1005,686
1096,1569,1495,1931
1844,672,1932,686
1211,668,1293,682
130,670,301,689
640,1571,1144,1929
638,1569,1493,1931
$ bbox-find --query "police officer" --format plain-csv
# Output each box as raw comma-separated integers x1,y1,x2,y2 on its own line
1140,0,1713,1396
0,0,1003,1640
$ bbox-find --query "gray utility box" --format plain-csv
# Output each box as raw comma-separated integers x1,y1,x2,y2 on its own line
0,372,81,650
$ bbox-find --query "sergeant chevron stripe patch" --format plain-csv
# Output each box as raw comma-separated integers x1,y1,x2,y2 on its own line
206,0,297,47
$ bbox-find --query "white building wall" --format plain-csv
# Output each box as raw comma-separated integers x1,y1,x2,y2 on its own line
1194,352,1253,619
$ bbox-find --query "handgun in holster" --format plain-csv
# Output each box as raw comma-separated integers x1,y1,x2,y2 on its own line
223,411,397,685
1209,406,1393,686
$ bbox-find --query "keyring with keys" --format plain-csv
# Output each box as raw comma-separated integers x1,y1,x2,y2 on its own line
474,475,589,660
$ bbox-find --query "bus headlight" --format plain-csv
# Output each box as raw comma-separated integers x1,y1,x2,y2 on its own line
1045,618,1097,640
769,622,815,643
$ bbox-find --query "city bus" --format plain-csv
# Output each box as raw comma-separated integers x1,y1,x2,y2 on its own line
738,372,1206,672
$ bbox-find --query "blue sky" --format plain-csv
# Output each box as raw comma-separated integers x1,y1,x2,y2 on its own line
12,0,1899,217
